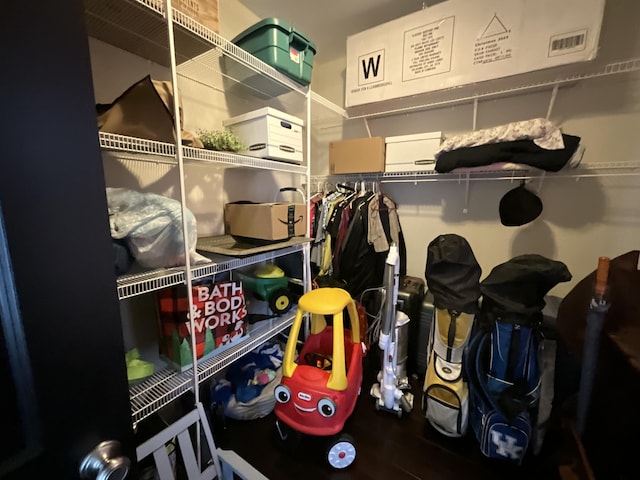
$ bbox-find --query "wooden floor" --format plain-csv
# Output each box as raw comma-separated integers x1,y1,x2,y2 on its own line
221,350,562,480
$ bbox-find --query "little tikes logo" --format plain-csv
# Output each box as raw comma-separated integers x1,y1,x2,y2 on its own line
358,49,385,86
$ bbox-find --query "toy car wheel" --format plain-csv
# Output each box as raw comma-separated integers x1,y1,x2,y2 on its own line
269,288,292,315
326,433,356,469
274,418,302,452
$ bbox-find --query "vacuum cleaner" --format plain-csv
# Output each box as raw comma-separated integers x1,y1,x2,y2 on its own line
370,244,414,417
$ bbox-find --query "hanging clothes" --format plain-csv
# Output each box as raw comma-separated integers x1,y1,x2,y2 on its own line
308,193,324,237
336,191,407,301
310,189,346,276
368,193,401,253
309,183,407,303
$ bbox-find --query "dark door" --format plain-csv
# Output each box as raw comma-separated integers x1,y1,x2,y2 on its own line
0,1,135,478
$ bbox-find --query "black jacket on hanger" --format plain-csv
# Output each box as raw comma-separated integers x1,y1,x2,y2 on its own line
338,193,406,301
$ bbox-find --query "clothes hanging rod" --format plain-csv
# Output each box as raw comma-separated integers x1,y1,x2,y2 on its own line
311,167,640,185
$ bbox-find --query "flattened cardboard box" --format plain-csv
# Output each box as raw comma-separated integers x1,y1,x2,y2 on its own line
346,0,606,107
329,137,385,174
225,202,307,241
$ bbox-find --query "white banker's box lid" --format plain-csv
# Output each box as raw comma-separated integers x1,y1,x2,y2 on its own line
222,107,304,164
223,107,304,127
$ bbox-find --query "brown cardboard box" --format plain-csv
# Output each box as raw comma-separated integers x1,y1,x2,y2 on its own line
173,0,219,34
225,203,307,241
329,137,385,174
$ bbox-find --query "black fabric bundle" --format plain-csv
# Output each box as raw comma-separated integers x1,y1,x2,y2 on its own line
435,134,581,173
113,239,134,275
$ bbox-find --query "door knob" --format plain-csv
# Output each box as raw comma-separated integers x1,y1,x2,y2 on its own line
79,440,130,480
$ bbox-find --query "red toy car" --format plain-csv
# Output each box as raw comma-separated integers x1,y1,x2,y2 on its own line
274,287,363,469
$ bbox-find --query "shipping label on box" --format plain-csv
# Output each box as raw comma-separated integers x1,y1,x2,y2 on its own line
225,202,307,241
157,280,248,371
345,0,606,107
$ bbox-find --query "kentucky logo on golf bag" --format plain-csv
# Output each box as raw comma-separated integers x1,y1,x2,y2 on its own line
465,254,572,464
422,234,482,438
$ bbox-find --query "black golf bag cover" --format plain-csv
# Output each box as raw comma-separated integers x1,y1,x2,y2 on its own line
422,234,481,437
467,254,571,464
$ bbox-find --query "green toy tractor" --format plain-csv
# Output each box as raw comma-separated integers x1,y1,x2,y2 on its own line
235,264,293,315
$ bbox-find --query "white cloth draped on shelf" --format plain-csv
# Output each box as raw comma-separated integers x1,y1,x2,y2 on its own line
436,118,565,157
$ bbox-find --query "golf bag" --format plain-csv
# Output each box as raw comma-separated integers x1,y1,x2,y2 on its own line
422,234,481,437
465,255,571,464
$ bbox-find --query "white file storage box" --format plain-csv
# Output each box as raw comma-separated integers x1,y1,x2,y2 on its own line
223,107,304,164
385,132,442,172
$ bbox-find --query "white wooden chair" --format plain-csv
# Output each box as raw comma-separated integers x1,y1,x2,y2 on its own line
136,402,268,480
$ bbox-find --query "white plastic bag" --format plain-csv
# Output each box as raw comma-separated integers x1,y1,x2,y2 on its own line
106,187,208,269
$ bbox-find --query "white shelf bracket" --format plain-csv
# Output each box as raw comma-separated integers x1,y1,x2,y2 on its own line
462,172,471,214
472,97,479,131
546,85,560,119
364,117,372,138
537,171,547,193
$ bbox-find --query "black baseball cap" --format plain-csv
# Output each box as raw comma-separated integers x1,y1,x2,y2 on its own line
499,183,543,227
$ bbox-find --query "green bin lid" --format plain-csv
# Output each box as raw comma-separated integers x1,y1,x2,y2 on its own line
232,17,316,53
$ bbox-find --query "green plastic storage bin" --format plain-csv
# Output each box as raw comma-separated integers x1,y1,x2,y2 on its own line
232,17,316,86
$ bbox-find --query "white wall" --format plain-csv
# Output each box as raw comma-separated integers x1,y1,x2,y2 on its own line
309,0,640,297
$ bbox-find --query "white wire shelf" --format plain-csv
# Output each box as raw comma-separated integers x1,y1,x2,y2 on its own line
99,132,308,174
84,0,304,97
84,0,346,127
312,161,640,185
345,57,640,120
129,312,294,425
310,90,348,123
117,241,309,299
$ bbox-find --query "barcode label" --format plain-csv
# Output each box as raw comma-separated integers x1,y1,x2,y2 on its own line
549,29,588,57
552,34,585,51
